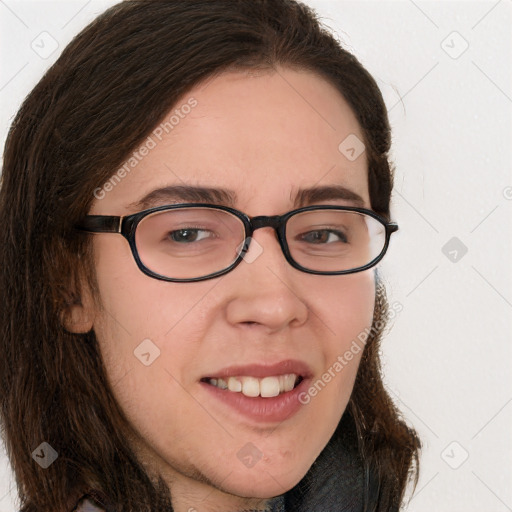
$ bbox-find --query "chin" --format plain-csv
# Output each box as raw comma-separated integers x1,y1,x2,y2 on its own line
216,459,310,499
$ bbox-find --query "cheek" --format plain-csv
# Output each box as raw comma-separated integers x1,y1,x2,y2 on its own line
302,270,375,407
91,234,205,336
90,236,205,392
307,270,375,346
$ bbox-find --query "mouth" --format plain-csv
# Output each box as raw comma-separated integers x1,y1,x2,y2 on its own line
199,362,312,423
199,359,312,401
200,374,305,398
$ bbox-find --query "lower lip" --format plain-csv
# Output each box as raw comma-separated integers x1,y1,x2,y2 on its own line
199,378,311,424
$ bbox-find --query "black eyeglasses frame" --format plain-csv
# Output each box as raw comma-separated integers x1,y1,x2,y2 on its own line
75,203,399,282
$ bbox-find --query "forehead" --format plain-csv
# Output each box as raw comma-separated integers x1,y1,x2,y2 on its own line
90,66,369,215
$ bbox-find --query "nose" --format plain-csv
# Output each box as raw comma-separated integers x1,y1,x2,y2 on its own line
224,226,309,333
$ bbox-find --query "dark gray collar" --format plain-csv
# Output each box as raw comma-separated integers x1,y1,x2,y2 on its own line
265,411,365,512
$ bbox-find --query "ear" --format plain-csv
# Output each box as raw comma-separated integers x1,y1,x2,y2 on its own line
63,303,94,333
61,281,96,334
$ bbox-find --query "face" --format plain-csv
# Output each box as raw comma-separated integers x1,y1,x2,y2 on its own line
71,66,376,511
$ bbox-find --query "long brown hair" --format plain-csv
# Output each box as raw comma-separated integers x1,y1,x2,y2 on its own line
0,1,420,510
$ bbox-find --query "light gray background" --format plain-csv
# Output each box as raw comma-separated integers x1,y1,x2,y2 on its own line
1,1,511,510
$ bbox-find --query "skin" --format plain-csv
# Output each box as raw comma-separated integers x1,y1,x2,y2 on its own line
68,66,376,512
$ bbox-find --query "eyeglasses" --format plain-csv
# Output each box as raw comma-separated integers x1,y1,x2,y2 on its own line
75,203,398,282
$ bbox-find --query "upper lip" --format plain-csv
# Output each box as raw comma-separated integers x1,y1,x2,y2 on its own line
202,359,313,380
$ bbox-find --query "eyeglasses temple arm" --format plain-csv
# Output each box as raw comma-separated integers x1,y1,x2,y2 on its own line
75,215,122,233
387,222,399,234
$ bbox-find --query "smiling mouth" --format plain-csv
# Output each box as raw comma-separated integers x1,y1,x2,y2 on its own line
200,374,304,398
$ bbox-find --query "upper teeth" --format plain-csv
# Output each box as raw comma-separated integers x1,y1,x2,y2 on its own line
208,374,299,397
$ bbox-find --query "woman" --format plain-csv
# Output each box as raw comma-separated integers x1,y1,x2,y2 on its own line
0,1,420,511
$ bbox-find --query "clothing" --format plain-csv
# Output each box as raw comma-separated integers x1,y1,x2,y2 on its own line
72,412,366,512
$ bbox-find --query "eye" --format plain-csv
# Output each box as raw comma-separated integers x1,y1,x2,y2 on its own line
167,228,213,243
299,229,348,244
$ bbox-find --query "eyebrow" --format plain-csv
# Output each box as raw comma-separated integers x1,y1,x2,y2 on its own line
128,183,365,211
